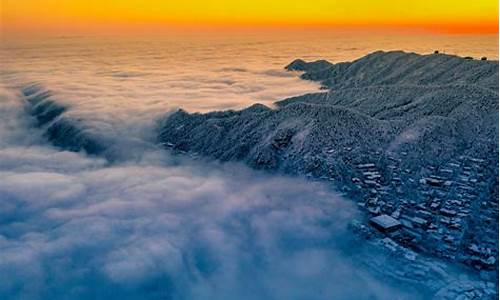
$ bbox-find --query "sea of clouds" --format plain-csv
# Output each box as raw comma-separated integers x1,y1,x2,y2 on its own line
0,82,434,300
1,34,482,299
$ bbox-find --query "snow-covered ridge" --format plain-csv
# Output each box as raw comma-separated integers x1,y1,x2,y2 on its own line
158,50,498,171
21,84,109,156
157,50,499,271
20,84,159,162
286,50,498,89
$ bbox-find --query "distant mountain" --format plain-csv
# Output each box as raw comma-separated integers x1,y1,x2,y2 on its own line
21,84,108,156
286,50,498,89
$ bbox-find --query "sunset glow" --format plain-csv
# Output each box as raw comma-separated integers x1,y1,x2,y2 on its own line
2,0,498,36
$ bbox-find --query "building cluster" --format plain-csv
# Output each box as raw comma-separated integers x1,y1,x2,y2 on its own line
346,153,498,271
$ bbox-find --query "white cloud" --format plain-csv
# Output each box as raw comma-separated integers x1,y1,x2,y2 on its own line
0,44,465,298
0,91,422,299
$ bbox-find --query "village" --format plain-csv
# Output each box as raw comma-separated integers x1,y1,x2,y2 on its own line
339,150,498,272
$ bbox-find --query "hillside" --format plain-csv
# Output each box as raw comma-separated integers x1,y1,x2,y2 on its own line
159,51,498,176
158,51,499,271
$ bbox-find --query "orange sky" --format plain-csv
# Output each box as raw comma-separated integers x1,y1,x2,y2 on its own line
2,0,498,36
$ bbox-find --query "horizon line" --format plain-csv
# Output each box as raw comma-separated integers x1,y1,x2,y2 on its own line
2,22,499,39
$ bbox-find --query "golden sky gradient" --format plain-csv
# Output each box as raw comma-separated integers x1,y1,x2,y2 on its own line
2,0,499,35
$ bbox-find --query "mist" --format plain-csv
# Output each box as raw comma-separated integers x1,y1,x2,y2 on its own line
0,84,439,300
1,33,489,299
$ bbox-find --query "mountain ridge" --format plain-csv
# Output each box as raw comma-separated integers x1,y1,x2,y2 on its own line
157,50,499,269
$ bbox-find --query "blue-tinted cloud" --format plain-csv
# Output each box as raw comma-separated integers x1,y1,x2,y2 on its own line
0,86,430,300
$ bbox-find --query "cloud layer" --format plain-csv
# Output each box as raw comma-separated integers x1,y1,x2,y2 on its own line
0,86,430,299
1,35,487,298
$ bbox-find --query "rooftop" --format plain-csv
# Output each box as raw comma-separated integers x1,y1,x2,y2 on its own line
370,214,401,231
